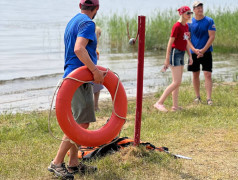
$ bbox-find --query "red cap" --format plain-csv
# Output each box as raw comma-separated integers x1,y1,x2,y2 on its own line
80,0,99,6
177,6,191,15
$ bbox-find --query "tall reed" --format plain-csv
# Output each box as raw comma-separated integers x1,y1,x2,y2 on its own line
96,8,238,53
207,8,238,52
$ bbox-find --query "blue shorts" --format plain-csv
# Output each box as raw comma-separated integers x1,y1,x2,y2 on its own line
170,48,185,66
93,83,104,93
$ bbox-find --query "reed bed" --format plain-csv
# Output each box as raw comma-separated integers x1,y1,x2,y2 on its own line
96,8,238,53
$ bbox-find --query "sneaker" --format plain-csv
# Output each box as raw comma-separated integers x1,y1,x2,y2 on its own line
48,161,74,180
194,96,201,104
67,162,97,174
153,103,168,112
207,99,213,105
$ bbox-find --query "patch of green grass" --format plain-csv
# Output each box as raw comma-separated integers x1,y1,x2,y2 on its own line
0,82,238,179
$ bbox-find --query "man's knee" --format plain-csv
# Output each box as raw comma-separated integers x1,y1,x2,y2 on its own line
193,71,200,81
80,123,89,129
204,71,212,79
63,134,70,140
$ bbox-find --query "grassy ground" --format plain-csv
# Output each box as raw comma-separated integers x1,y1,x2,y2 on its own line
0,82,238,180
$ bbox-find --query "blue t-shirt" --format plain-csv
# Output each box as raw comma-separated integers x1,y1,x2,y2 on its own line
63,13,97,78
188,16,216,53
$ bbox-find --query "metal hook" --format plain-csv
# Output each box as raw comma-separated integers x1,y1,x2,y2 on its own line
127,19,140,45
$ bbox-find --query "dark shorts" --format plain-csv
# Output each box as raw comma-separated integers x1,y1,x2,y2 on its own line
188,52,213,72
71,83,96,124
170,48,185,66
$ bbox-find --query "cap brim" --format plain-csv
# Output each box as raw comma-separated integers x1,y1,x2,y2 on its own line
193,3,203,8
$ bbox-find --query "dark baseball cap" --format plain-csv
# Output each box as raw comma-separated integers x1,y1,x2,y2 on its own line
80,0,99,6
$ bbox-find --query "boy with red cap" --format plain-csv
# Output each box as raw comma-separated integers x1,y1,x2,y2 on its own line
154,6,193,112
47,0,104,179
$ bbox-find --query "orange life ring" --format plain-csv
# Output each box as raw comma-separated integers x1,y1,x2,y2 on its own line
56,66,127,147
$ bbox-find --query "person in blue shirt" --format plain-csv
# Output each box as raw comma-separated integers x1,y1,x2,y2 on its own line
48,0,104,179
188,1,216,105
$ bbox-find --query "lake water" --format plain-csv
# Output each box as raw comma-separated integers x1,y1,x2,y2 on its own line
0,0,238,113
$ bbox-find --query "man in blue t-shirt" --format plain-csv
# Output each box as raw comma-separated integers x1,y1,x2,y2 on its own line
48,0,104,179
188,1,216,105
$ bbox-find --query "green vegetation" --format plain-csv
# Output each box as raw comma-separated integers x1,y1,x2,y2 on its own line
96,9,238,53
0,82,238,179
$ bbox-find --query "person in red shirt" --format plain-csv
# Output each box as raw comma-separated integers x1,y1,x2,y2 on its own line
154,6,193,112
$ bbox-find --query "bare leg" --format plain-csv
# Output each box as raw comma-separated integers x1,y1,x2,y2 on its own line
158,66,183,105
53,123,89,167
192,71,200,98
204,71,212,100
172,66,184,108
53,135,75,166
68,144,79,167
94,91,100,111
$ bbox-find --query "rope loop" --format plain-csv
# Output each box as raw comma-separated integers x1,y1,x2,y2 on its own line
48,68,126,144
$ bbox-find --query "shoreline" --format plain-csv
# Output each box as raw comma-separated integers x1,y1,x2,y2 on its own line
1,81,237,115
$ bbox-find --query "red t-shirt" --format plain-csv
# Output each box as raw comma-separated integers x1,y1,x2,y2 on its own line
171,22,189,51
